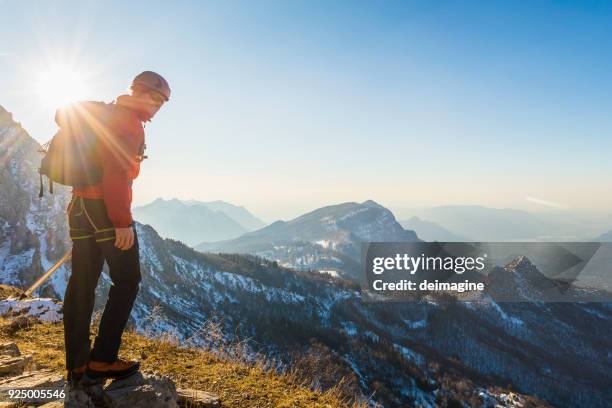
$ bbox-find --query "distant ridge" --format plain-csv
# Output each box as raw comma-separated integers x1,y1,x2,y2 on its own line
133,198,265,246
181,199,266,231
197,199,420,279
400,216,468,242
399,205,573,241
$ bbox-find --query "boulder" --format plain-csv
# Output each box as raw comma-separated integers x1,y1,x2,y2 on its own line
38,402,65,407
177,388,221,407
0,369,64,388
103,371,178,408
0,354,34,376
0,342,30,376
64,387,98,407
0,370,64,407
0,343,20,357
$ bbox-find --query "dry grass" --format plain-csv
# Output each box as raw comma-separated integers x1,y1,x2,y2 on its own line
0,285,24,299
0,316,365,408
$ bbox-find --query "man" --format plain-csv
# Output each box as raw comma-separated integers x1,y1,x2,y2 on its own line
62,71,170,385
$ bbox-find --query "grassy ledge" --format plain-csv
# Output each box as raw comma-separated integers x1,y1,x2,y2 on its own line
0,314,361,408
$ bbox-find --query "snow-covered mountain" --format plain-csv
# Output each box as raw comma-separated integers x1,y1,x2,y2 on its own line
0,105,72,297
1,105,611,407
196,200,420,280
133,198,264,246
126,224,612,407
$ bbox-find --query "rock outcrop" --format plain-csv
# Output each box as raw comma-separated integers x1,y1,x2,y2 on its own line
66,370,220,408
0,341,64,407
0,341,220,407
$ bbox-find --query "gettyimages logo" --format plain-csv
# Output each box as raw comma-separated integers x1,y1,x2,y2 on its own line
362,242,612,303
372,253,487,275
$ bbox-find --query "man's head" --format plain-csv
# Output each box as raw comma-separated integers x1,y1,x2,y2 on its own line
128,71,170,120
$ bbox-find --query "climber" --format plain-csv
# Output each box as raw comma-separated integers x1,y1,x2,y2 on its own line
61,71,170,386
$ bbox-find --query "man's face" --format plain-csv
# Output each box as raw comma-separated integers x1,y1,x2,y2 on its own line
134,90,166,118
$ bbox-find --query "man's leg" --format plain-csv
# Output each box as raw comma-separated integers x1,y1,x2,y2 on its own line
89,225,141,363
63,237,104,371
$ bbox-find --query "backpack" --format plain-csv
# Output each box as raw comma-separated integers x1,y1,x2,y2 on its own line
38,101,112,198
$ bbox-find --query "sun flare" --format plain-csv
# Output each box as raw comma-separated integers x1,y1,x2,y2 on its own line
36,63,90,109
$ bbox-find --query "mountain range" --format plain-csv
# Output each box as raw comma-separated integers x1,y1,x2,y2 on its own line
196,200,420,280
132,198,265,246
400,216,467,242
397,205,605,241
1,104,611,407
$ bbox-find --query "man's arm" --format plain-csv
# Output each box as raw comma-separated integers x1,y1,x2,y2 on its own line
102,165,135,250
102,166,133,228
99,123,142,250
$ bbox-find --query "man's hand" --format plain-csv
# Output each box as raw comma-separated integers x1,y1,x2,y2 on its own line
115,227,135,250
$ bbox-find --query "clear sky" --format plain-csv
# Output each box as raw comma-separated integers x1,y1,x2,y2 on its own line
1,0,611,222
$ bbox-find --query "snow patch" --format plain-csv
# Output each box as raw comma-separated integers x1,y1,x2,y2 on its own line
404,318,428,329
342,355,367,389
489,299,524,326
394,343,426,366
318,269,340,278
0,249,35,284
341,321,358,336
0,297,63,323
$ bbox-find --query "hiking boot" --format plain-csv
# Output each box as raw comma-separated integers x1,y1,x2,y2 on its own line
86,358,140,379
66,364,86,389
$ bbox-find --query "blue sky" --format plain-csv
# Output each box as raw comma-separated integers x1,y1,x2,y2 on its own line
1,1,611,221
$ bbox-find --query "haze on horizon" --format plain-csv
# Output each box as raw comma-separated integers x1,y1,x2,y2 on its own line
1,1,611,222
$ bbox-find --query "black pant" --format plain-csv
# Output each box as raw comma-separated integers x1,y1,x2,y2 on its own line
63,196,141,370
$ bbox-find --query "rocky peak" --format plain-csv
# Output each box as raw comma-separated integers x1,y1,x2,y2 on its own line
0,105,20,130
360,199,385,210
334,201,418,242
503,256,549,284
504,256,534,272
487,256,553,302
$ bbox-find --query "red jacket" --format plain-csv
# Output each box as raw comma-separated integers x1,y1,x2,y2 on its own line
60,96,147,228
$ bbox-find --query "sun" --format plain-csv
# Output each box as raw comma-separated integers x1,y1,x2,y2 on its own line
35,63,91,109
